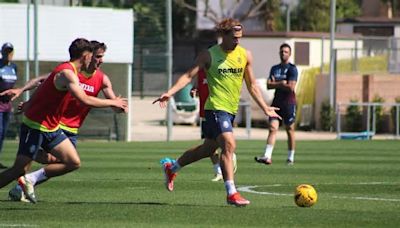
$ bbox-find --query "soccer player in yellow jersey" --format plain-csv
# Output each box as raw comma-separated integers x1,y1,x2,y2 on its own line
154,18,280,207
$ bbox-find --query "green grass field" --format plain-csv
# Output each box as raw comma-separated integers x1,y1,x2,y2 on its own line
0,140,399,227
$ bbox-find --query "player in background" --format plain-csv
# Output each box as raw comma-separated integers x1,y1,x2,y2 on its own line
0,38,128,203
255,43,298,165
154,18,280,206
0,42,18,169
191,68,236,182
5,40,127,202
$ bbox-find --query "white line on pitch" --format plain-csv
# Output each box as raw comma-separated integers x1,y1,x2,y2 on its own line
237,185,400,202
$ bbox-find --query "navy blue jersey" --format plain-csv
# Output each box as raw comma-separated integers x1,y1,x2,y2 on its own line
0,60,18,111
268,63,297,104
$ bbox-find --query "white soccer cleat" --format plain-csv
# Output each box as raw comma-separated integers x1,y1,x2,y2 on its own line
18,176,37,203
211,173,223,182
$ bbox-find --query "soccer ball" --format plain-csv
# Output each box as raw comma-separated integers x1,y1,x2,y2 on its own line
294,184,317,207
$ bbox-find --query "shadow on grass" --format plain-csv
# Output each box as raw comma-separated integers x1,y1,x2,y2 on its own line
65,201,227,208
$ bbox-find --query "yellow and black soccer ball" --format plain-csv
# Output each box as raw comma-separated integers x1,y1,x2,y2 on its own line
294,184,318,207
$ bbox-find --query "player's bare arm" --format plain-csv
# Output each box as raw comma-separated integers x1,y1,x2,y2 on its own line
267,78,296,92
56,69,128,110
153,50,210,108
101,74,117,99
0,74,48,101
244,50,281,119
102,74,128,113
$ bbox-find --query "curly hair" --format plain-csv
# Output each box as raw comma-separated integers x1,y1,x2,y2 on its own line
215,18,242,34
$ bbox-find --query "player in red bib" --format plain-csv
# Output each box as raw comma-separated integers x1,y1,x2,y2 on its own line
5,41,127,202
0,38,128,203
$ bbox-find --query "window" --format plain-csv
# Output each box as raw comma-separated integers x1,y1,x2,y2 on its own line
294,42,310,66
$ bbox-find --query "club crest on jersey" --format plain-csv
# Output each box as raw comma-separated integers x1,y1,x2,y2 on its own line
79,83,94,93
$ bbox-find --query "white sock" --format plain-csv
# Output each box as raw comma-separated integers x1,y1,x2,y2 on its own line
224,180,237,195
213,164,222,175
263,144,274,159
171,161,181,173
26,168,48,186
288,150,295,162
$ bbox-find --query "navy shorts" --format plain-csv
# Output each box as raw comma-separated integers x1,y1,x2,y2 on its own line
203,110,235,139
62,129,78,148
269,102,296,126
17,124,68,159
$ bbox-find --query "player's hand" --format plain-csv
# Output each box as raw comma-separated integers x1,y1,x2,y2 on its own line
264,106,282,120
152,93,171,108
0,88,23,101
111,96,128,110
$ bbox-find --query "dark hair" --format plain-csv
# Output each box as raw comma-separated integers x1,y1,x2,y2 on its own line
90,40,107,52
280,43,291,52
69,38,92,60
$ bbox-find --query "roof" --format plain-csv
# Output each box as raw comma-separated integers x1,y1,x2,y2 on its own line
243,31,362,39
337,17,400,24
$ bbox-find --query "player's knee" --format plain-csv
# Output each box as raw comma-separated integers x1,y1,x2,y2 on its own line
223,142,236,155
66,159,81,171
269,126,278,134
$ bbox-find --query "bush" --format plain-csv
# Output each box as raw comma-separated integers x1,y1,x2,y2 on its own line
370,95,385,133
390,97,400,134
320,100,334,131
345,99,362,132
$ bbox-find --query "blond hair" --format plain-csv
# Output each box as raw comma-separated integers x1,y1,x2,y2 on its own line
215,18,242,34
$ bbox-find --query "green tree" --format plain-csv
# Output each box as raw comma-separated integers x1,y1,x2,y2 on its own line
291,0,361,32
345,99,362,132
320,100,334,131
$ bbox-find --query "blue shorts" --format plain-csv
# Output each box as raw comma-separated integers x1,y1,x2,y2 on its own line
270,102,296,126
17,124,68,159
203,110,235,139
62,129,78,148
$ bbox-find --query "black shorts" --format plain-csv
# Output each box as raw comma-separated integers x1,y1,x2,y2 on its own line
270,102,296,126
203,110,235,139
17,124,67,159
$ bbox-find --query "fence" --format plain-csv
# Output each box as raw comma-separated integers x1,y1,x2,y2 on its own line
336,102,400,139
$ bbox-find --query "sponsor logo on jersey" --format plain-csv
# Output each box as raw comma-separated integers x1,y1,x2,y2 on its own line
79,83,94,93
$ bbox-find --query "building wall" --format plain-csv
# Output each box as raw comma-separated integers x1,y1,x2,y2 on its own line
0,3,133,63
315,73,400,130
240,35,360,123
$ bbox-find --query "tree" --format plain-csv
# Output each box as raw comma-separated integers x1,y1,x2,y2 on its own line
173,0,283,31
291,0,361,32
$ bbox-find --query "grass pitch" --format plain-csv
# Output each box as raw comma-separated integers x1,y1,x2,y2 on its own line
0,139,399,227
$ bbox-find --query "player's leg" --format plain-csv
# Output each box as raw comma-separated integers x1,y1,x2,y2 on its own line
217,132,236,182
286,123,295,165
34,149,60,164
43,138,80,178
161,139,219,191
26,130,77,186
217,132,249,206
285,104,296,165
0,155,32,189
255,119,279,165
0,111,11,169
1,124,44,203
201,117,223,181
210,150,223,181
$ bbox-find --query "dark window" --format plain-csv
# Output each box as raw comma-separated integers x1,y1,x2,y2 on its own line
354,26,394,36
294,42,310,66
